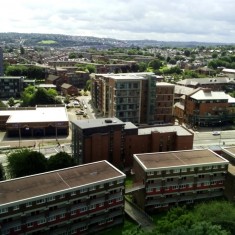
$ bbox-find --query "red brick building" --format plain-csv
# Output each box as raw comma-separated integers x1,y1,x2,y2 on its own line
71,118,193,169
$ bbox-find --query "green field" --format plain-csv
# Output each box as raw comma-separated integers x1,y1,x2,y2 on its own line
38,40,57,44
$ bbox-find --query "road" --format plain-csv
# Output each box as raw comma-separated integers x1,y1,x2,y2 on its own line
193,130,235,148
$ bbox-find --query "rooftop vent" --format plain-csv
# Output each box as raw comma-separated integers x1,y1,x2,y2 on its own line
105,119,113,123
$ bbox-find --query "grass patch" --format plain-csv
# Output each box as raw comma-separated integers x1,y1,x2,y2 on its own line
38,40,57,44
125,175,134,188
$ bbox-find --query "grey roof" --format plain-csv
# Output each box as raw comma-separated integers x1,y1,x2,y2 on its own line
174,85,195,95
124,122,138,130
177,77,233,86
156,82,175,87
134,149,229,170
190,90,228,101
61,83,72,89
138,125,192,136
72,118,125,129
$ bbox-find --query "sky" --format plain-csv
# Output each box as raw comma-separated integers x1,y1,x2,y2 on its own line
1,0,235,43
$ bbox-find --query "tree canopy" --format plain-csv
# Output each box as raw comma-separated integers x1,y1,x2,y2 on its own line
21,86,61,106
7,149,47,178
47,152,75,171
5,65,46,80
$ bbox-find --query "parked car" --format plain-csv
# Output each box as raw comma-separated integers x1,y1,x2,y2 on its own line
76,110,85,115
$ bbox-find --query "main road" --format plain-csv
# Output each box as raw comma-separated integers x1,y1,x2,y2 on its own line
193,130,235,148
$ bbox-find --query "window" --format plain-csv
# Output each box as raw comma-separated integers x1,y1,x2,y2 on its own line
13,205,19,211
147,171,154,176
205,166,212,170
213,165,218,169
109,181,114,186
0,208,8,214
14,225,21,231
36,199,45,205
99,220,106,225
116,197,123,202
146,188,153,193
47,196,55,202
26,202,32,207
108,200,113,204
60,194,65,199
71,191,76,196
80,226,88,231
156,171,161,175
71,210,76,215
89,186,95,191
89,204,96,210
117,179,124,184
80,207,87,212
181,168,187,172
173,169,180,173
48,216,56,222
99,184,104,189
99,202,104,207
60,213,65,219
80,188,87,193
27,222,34,228
107,217,113,223
38,218,46,225
166,170,170,174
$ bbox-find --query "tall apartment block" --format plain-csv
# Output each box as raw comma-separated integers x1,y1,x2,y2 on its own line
0,47,3,76
91,72,174,125
132,149,228,212
71,118,193,169
0,160,126,235
0,76,24,98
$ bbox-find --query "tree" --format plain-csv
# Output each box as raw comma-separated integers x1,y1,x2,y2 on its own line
0,163,5,181
148,59,162,71
21,85,36,106
8,97,15,107
20,46,25,55
85,64,96,73
68,52,77,59
184,50,191,57
47,152,75,171
7,149,47,178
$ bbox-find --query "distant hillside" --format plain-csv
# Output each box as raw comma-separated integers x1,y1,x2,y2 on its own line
0,32,233,49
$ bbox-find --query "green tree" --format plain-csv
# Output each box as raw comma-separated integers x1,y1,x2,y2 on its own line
8,97,15,107
85,64,96,73
21,85,36,106
20,46,25,55
184,49,191,57
68,52,77,59
0,163,5,181
47,152,75,171
7,149,47,178
148,59,163,71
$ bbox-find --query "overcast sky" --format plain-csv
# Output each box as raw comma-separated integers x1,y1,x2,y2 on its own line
1,0,235,43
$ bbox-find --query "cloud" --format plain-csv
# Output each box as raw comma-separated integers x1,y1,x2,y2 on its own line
1,0,235,43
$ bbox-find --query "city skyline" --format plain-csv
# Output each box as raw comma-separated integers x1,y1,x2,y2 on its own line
1,0,235,43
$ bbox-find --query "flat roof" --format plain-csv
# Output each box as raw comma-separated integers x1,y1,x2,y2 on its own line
72,118,124,129
1,106,68,124
0,160,125,206
138,125,192,136
222,146,235,156
134,149,228,171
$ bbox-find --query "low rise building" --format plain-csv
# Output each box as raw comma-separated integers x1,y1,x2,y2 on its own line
0,105,69,137
0,160,126,235
132,149,228,212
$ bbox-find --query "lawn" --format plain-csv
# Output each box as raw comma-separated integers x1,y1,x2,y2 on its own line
38,40,57,44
